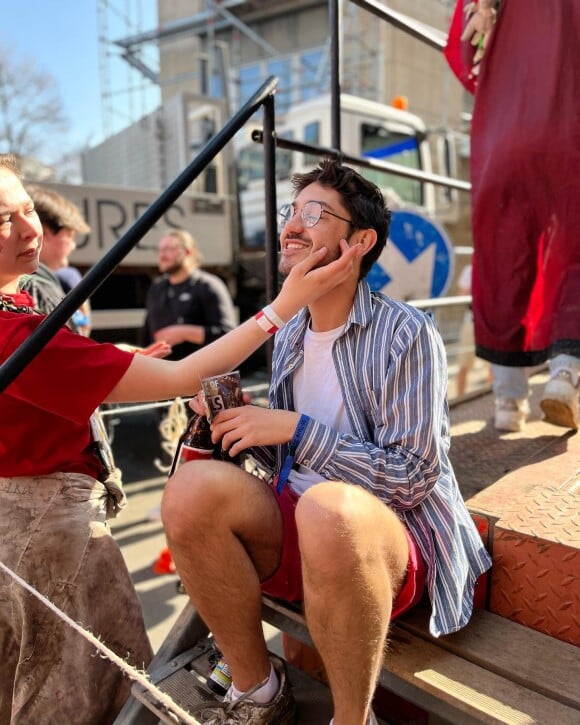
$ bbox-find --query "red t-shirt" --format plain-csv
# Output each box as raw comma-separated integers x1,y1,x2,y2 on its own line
0,307,134,478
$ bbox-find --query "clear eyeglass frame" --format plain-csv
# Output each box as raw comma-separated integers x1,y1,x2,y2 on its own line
278,200,353,229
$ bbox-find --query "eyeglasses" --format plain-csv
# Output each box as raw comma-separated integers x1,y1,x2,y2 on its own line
278,201,353,229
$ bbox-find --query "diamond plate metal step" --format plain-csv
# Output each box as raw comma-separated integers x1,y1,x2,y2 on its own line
116,629,335,724
461,373,580,645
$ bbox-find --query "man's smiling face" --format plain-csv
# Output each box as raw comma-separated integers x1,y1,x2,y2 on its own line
278,182,354,276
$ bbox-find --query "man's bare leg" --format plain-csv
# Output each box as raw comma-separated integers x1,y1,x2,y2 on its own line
162,460,283,691
296,481,409,725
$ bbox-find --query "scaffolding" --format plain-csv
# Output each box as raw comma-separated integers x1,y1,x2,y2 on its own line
93,0,461,190
96,0,452,145
97,0,161,139
96,1,338,140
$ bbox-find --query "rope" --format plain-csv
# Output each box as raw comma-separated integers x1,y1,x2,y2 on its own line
0,560,200,725
155,396,189,473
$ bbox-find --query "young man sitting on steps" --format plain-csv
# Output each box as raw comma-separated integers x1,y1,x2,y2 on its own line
162,159,492,725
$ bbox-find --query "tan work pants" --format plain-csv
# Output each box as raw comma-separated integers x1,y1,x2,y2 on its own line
0,473,153,725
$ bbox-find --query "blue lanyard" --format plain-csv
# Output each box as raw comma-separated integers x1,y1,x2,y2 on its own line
276,414,310,494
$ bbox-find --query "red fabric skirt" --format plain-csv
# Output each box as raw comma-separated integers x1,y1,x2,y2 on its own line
469,0,580,365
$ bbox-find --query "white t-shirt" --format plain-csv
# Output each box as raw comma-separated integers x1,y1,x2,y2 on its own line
288,323,353,495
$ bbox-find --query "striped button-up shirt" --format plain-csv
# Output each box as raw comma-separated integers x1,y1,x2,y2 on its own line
252,281,492,636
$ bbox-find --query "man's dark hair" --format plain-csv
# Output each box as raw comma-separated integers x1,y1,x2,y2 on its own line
291,158,392,279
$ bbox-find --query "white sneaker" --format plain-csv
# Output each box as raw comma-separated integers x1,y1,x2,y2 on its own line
540,370,579,429
494,397,530,432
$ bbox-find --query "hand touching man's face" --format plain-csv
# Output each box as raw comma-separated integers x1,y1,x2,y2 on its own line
278,182,354,277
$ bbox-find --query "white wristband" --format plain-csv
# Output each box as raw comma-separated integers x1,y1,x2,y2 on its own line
262,304,286,329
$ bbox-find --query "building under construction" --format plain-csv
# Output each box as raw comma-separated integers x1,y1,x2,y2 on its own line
87,0,466,191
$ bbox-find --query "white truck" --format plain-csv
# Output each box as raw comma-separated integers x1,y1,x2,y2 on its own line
238,93,436,245
35,94,457,343
237,93,456,302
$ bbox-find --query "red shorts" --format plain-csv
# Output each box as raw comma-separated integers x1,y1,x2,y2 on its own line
260,483,427,619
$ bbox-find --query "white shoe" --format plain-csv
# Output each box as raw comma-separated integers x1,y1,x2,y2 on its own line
540,370,579,429
494,397,530,432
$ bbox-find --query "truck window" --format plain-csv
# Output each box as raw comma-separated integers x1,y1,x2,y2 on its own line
237,131,294,248
237,132,293,190
237,146,265,191
360,123,423,206
303,121,320,166
276,131,294,180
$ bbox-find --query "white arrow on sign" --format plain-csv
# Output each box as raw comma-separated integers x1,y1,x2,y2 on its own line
376,242,436,301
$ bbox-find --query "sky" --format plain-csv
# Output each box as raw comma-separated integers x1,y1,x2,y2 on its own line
0,1,158,161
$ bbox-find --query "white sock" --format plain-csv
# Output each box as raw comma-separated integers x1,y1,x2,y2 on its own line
230,662,279,704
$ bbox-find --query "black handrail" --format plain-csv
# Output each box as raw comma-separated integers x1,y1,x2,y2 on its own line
0,76,279,393
349,0,447,51
262,94,278,370
325,0,454,201
251,131,471,193
262,97,279,303
329,0,342,150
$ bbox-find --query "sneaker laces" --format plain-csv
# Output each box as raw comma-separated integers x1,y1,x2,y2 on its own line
550,368,579,388
223,672,272,712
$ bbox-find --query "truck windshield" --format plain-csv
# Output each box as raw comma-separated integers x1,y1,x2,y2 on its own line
360,123,423,206
237,132,294,191
237,146,266,191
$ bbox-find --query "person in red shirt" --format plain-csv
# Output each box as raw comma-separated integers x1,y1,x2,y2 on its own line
445,0,580,430
0,153,362,724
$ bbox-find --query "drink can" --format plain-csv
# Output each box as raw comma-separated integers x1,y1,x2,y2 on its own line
201,371,243,465
207,656,232,697
201,371,243,421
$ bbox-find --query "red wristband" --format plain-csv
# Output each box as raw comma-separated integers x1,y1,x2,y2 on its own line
254,309,279,334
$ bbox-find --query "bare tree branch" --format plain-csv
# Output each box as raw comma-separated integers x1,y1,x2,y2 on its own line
0,48,69,160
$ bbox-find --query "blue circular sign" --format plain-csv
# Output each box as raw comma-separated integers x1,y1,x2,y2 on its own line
367,209,454,300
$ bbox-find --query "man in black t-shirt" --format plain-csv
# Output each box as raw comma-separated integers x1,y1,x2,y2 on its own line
141,229,236,361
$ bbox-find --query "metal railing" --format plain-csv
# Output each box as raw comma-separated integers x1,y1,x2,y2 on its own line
0,76,280,392
1,1,475,395
251,0,474,343
251,130,471,193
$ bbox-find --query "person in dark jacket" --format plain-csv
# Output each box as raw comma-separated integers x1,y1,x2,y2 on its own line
141,228,237,361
